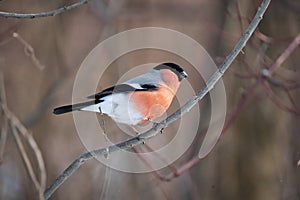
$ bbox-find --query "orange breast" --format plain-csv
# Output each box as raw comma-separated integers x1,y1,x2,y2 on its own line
130,86,175,124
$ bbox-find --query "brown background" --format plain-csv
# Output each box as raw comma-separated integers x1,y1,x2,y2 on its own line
0,0,300,199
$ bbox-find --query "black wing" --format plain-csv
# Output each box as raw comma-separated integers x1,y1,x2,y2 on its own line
86,83,158,99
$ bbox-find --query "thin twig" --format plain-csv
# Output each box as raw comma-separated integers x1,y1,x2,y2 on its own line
98,166,111,200
222,81,261,133
1,104,46,200
161,156,201,181
261,82,300,116
10,123,41,192
44,0,271,199
98,107,108,139
12,116,47,199
283,90,300,111
0,0,91,19
0,115,8,163
235,1,244,36
132,147,172,200
142,143,178,173
2,105,47,200
136,144,178,179
266,77,300,91
13,32,45,70
0,73,7,106
0,74,8,163
0,76,46,199
268,32,300,75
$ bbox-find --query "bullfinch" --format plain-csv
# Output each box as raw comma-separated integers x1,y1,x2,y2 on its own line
53,62,187,125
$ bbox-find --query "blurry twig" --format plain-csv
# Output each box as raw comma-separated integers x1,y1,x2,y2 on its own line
99,166,111,200
0,76,46,200
266,77,300,91
44,0,271,198
13,32,45,70
142,143,178,173
9,112,47,200
0,0,91,19
255,29,296,44
132,147,172,200
235,1,244,35
160,156,201,181
0,113,8,163
268,32,300,75
0,74,8,163
10,125,41,194
138,143,182,184
261,82,300,116
259,32,300,115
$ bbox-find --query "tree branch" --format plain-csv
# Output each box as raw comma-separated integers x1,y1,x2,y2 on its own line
0,74,8,163
44,0,272,199
0,0,91,19
268,32,300,75
0,75,46,199
13,32,45,70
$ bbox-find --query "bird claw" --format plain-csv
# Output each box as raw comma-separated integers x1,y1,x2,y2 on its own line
160,127,164,134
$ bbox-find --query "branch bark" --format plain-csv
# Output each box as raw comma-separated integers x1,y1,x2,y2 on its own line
0,0,91,19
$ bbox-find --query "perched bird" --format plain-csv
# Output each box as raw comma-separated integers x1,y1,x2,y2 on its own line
53,63,187,125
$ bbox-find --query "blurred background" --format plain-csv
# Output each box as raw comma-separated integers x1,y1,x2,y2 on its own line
0,0,300,199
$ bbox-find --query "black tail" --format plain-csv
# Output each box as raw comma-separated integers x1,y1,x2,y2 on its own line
53,99,103,115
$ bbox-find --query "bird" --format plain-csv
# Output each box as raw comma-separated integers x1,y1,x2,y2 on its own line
53,62,188,126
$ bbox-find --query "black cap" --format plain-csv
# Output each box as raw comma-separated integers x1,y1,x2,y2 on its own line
154,62,187,81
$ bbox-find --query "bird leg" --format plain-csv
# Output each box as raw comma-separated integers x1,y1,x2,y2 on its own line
98,107,109,142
